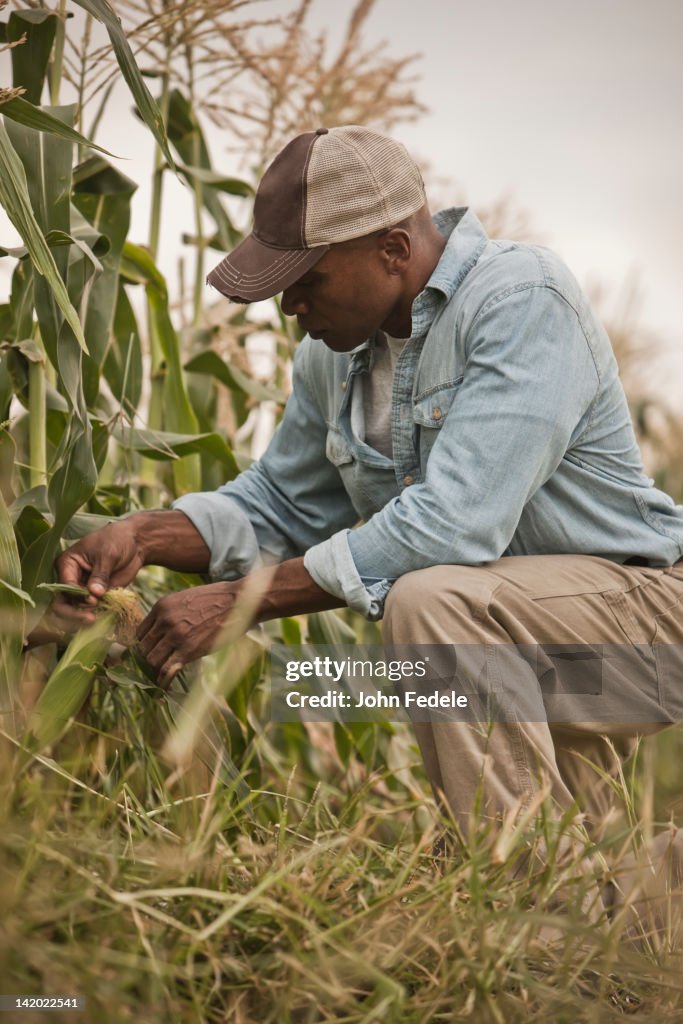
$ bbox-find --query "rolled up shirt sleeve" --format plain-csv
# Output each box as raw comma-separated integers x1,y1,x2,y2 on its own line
172,490,264,580
173,339,358,581
305,284,600,619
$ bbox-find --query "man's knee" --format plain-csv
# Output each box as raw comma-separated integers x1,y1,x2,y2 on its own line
383,564,497,640
385,566,451,628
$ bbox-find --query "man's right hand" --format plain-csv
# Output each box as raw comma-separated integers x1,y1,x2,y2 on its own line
52,510,212,626
53,518,146,626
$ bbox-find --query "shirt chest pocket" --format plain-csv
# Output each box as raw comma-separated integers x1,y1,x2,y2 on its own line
325,426,394,520
412,378,463,460
325,426,354,467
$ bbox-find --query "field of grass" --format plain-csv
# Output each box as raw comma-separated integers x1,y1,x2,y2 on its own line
3,675,683,1024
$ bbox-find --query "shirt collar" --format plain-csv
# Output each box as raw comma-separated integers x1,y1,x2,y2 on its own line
409,206,489,338
349,206,489,364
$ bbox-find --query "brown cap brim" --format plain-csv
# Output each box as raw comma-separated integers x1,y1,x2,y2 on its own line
206,233,330,303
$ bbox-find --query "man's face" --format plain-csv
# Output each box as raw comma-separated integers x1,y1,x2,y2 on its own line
280,239,405,352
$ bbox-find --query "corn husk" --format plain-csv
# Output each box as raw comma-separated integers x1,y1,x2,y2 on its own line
23,589,143,757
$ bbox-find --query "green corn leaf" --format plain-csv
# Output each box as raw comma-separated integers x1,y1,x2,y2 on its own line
71,0,175,169
1,227,108,265
63,510,115,540
22,589,142,757
0,304,12,343
104,281,142,411
10,486,48,524
0,577,35,605
61,226,108,271
112,423,238,479
175,163,253,196
121,242,201,492
0,119,87,352
0,495,23,601
8,261,34,342
5,107,73,366
21,389,97,606
166,89,240,248
280,617,302,646
0,407,13,495
72,156,137,407
119,240,167,291
0,96,119,156
0,242,30,260
3,105,102,590
185,348,288,405
7,9,58,105
47,413,98,533
23,661,100,756
37,581,89,597
0,486,24,730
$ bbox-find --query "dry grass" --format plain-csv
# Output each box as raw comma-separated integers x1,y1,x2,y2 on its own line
3,691,683,1024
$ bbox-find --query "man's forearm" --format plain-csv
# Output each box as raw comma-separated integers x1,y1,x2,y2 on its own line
255,557,345,621
135,556,346,683
131,515,342,618
130,509,211,573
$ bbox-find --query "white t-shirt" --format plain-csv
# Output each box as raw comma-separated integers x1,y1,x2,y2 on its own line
362,332,409,458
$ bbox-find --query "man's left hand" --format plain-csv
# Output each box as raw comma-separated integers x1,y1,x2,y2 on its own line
136,581,238,688
136,557,344,688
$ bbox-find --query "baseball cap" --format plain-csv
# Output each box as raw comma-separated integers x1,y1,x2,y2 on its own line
207,125,426,302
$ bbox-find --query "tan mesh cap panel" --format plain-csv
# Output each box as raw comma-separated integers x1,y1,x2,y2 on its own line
304,126,426,245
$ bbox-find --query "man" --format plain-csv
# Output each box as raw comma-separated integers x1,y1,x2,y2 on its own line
56,125,683,858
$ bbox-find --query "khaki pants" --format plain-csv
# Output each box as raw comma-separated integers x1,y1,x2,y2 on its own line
382,555,683,933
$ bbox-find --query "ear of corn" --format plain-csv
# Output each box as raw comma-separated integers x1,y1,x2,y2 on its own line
22,589,142,758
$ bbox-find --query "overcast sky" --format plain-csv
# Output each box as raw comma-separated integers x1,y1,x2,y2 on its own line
350,0,683,405
1,0,681,404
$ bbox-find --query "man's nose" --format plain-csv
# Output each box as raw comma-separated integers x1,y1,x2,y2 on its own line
281,285,310,317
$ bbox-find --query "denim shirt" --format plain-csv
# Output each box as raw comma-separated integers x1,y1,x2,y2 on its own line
174,207,683,619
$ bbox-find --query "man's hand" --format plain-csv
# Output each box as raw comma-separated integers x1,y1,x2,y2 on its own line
136,581,238,688
54,519,146,626
53,510,211,627
136,557,344,687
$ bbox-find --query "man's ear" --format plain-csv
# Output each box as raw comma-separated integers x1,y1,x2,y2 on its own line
379,228,411,275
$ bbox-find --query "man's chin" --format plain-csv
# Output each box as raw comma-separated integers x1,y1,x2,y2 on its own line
314,330,366,352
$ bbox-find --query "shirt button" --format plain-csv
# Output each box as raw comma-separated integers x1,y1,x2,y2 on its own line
431,406,442,421
403,474,414,486
341,381,347,391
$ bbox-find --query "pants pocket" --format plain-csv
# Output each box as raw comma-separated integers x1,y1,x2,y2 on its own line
653,600,683,721
601,588,667,726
